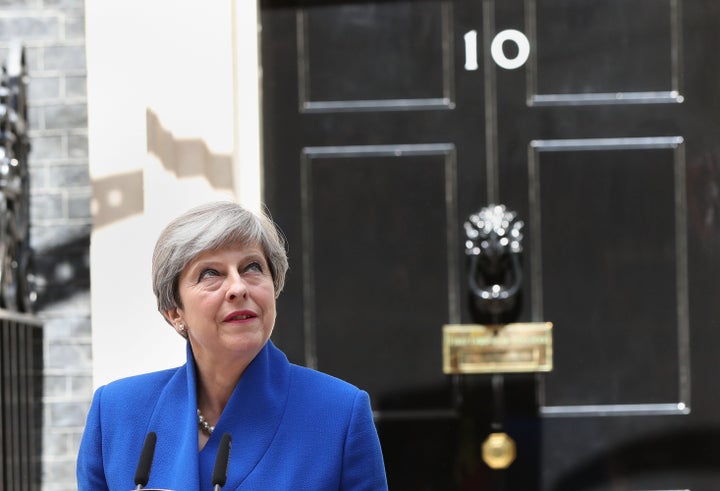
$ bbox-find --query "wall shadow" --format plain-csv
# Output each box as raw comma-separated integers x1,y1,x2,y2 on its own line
145,108,234,193
91,109,235,231
91,170,144,230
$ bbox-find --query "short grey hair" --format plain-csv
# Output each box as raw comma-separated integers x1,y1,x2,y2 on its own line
152,201,289,314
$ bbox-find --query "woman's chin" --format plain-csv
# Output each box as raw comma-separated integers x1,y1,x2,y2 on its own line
222,332,270,355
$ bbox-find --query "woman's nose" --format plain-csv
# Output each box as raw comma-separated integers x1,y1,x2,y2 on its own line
226,272,248,300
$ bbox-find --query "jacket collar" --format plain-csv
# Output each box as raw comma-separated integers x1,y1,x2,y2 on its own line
146,340,290,490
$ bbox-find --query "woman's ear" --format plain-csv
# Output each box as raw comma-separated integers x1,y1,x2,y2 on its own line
163,308,181,326
164,308,188,338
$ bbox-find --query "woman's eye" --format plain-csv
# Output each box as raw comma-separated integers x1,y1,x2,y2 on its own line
244,261,264,273
198,268,220,280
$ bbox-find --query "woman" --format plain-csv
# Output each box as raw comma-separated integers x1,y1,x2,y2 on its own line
77,201,388,490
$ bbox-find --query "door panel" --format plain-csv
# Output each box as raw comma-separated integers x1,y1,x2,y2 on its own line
303,148,458,410
531,0,679,99
261,0,720,489
298,1,453,109
536,143,686,410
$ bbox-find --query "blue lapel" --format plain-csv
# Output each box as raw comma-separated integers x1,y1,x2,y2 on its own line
142,341,290,490
143,342,201,489
199,341,291,490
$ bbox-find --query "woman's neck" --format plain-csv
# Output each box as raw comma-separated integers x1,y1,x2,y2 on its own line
196,363,244,418
195,364,242,452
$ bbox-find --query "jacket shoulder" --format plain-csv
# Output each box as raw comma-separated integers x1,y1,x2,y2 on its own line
288,363,362,402
95,367,179,408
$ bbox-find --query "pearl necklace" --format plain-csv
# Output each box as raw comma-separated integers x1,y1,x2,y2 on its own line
197,408,215,435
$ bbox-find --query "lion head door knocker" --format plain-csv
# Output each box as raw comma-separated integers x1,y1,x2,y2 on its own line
463,204,524,320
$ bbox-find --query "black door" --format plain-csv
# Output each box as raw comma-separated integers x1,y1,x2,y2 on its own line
260,1,720,489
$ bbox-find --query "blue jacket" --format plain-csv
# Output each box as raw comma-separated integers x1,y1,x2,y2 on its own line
77,341,388,490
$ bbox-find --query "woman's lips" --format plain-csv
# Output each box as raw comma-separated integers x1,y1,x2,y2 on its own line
224,310,257,322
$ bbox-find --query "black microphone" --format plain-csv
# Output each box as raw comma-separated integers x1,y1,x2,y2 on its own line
211,433,232,491
134,431,157,490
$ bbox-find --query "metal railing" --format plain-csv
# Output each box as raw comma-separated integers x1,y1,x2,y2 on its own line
0,310,42,491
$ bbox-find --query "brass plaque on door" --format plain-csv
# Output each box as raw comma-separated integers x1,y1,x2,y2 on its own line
443,322,553,374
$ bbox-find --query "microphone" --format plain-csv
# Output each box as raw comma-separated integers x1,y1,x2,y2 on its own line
211,433,232,491
134,431,157,490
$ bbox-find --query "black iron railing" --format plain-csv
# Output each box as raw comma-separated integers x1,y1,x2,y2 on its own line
0,311,42,491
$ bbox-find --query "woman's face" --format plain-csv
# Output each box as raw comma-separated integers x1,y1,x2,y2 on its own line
166,242,276,364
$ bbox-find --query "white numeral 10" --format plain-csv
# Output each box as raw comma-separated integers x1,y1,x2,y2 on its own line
464,29,531,71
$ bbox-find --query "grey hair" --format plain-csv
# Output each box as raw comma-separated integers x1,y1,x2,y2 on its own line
152,201,289,315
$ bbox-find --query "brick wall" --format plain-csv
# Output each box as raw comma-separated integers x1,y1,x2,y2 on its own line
0,1,91,490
